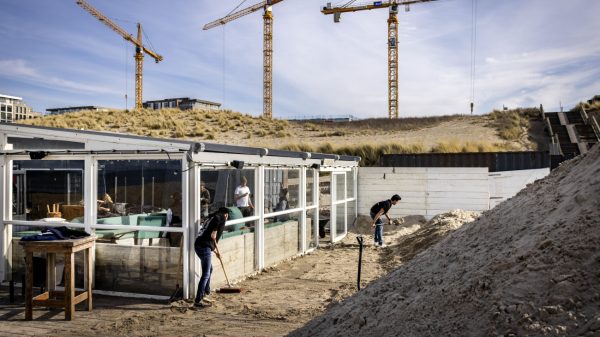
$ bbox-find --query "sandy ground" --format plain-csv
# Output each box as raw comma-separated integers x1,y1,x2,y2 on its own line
0,214,475,337
290,145,600,337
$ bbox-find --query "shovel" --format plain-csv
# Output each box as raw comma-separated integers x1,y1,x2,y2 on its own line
214,241,242,294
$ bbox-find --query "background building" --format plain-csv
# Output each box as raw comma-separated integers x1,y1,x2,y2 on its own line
0,94,39,123
143,97,221,110
46,106,111,115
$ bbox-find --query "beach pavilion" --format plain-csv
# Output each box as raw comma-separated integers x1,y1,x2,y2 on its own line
0,124,358,298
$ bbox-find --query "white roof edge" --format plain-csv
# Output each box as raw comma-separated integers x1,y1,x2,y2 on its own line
0,94,23,100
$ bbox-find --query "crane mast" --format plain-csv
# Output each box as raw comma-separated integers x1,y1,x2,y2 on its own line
322,0,436,119
76,0,163,110
204,1,285,119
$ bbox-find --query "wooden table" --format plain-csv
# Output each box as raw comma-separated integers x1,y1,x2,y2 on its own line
19,236,96,320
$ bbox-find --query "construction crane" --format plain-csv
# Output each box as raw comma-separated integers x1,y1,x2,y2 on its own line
76,0,163,110
204,0,285,119
322,0,437,119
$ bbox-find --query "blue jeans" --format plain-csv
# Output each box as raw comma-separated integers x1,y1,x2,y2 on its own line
370,211,383,245
194,246,213,303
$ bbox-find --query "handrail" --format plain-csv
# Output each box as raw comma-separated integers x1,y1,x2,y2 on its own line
581,106,589,124
545,117,554,138
590,115,600,141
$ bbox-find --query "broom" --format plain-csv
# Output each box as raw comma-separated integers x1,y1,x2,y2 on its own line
214,241,242,293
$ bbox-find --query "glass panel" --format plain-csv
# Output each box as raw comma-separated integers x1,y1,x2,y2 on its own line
306,208,317,249
12,224,96,293
306,169,314,206
335,173,346,201
335,203,346,238
264,211,302,267
264,168,300,215
346,168,355,199
201,168,256,218
217,219,257,279
95,235,182,295
12,160,84,222
95,160,181,247
347,199,357,231
318,172,331,241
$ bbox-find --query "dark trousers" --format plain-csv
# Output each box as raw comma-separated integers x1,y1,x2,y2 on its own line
370,211,384,245
194,246,213,303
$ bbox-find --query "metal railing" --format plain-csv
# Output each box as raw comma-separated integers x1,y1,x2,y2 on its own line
582,106,600,141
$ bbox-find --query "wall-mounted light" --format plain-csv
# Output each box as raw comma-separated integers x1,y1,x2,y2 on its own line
29,151,47,160
231,160,245,169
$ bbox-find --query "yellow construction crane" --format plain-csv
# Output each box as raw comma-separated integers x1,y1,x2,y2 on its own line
204,0,285,119
322,0,437,119
76,0,163,110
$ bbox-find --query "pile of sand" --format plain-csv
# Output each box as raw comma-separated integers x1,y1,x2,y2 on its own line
381,209,480,267
289,144,600,337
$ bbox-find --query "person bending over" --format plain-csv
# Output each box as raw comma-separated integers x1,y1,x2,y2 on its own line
370,194,401,247
194,207,229,307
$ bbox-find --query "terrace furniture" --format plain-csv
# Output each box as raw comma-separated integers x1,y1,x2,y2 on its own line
19,236,96,320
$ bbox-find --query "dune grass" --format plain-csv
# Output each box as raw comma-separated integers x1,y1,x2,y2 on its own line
486,107,540,141
280,141,517,166
21,107,524,166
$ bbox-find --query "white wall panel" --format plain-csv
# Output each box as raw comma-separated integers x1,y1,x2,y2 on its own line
489,168,550,208
359,167,550,220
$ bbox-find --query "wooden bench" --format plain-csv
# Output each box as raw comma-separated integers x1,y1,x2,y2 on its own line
19,236,96,320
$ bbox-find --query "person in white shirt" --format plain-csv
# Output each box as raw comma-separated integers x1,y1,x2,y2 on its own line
234,176,254,217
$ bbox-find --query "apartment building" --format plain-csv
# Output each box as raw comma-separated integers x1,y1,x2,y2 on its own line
143,97,221,111
0,94,39,123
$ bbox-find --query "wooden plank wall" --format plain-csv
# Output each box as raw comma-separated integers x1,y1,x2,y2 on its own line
358,167,490,219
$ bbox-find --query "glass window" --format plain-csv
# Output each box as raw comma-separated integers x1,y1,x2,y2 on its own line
347,169,355,199
201,168,255,218
306,168,314,206
335,172,346,201
95,160,181,246
347,199,357,231
12,160,84,222
335,203,346,238
264,211,302,266
264,168,300,215
318,171,331,240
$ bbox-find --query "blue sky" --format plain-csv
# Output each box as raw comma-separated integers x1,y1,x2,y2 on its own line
1,0,599,118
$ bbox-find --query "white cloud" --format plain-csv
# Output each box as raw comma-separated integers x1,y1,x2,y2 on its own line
0,59,122,96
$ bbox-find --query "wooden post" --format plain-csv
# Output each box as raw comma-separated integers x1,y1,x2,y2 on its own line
64,252,75,320
25,252,33,320
85,248,93,311
46,253,56,292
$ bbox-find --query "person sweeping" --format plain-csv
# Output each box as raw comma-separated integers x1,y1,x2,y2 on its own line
370,194,401,247
193,207,229,307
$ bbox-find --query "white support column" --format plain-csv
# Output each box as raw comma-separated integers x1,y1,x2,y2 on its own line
330,174,336,243
313,169,319,247
0,155,10,281
83,156,96,234
83,156,97,287
255,166,265,270
299,166,307,253
185,158,199,299
354,167,358,219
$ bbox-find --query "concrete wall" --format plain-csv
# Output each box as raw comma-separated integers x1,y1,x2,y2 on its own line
208,232,255,287
488,168,550,208
10,219,311,295
358,167,549,219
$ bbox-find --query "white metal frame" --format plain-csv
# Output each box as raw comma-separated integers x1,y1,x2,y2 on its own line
0,125,358,298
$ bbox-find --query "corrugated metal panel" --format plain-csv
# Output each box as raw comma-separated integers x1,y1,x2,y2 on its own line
380,151,550,172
